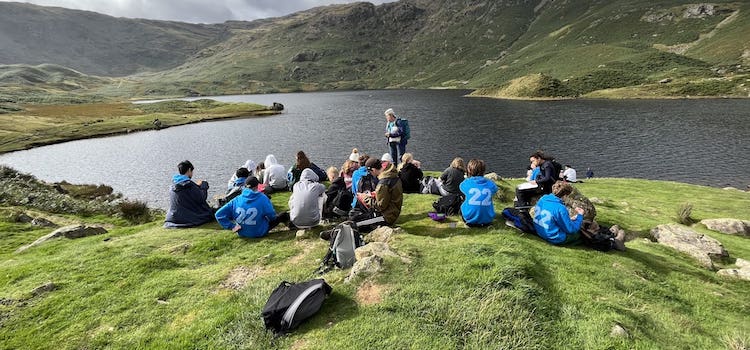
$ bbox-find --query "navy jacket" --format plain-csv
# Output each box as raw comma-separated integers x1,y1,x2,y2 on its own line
164,175,214,228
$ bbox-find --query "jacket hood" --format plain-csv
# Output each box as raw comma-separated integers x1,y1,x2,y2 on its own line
233,177,247,187
239,188,263,202
300,168,318,182
242,160,256,171
467,175,492,186
264,155,278,168
173,174,191,184
379,163,398,180
537,193,563,206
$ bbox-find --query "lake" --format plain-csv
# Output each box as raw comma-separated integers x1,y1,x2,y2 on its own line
1,89,748,209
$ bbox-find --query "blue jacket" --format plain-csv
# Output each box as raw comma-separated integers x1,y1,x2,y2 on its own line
459,176,498,225
215,188,278,238
164,175,214,228
350,166,369,208
532,194,583,244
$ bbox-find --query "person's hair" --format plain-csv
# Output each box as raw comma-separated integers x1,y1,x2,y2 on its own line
342,160,357,175
450,157,465,171
235,167,250,178
177,160,194,175
366,158,382,171
552,181,573,197
244,176,260,189
565,164,571,168
256,162,265,172
466,159,486,177
398,153,414,171
530,150,553,161
359,154,370,167
296,151,311,169
327,166,338,178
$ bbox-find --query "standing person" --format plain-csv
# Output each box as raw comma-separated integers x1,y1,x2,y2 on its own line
586,167,594,179
164,160,214,228
215,176,290,238
363,158,403,226
288,169,327,228
384,108,407,165
563,165,577,183
262,154,288,193
439,157,466,195
398,153,424,194
459,159,498,227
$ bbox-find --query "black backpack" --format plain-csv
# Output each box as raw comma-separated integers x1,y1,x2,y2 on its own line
261,279,332,334
357,173,377,193
432,193,463,216
329,190,353,217
348,207,386,233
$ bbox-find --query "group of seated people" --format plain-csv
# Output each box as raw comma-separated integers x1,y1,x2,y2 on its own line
163,149,625,251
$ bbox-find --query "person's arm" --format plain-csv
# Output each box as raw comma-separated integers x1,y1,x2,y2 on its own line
416,167,424,180
214,201,236,230
374,182,389,211
556,206,584,234
537,163,554,185
440,169,449,182
263,196,277,222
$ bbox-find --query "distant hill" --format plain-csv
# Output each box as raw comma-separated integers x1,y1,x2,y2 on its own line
1,1,749,98
0,2,226,76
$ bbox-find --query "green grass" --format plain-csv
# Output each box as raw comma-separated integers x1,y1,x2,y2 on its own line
1,178,749,349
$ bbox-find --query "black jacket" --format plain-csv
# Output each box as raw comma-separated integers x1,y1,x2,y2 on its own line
399,163,424,193
536,160,556,194
164,179,214,228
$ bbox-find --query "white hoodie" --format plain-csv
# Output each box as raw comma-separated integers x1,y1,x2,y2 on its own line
263,155,288,189
227,159,256,190
288,169,326,227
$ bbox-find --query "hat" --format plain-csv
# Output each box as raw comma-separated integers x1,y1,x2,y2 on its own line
348,151,359,162
245,176,260,188
381,153,393,163
365,158,381,170
384,108,395,117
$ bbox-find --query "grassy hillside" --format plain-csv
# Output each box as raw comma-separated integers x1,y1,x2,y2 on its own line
0,2,226,76
0,100,277,153
1,171,749,349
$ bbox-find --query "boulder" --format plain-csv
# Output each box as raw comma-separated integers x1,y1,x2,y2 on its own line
295,229,314,240
610,324,629,338
355,242,399,261
366,226,401,243
683,3,716,18
346,255,383,283
651,224,728,269
15,225,108,253
562,186,597,221
31,282,57,296
700,219,750,236
717,268,750,281
484,173,501,181
31,217,57,228
13,212,34,223
736,258,750,268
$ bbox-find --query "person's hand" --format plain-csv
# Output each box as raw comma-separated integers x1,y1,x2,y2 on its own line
232,224,241,233
384,132,390,137
194,179,204,186
575,207,585,216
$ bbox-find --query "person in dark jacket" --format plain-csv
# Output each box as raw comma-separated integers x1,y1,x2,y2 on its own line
530,151,557,195
164,160,214,228
362,158,403,226
398,153,423,193
324,166,351,218
439,157,465,195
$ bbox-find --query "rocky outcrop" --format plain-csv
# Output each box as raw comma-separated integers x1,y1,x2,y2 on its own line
562,186,597,221
15,225,108,253
651,224,728,269
716,258,750,281
345,255,383,283
701,218,750,236
365,226,402,244
683,3,716,18
355,242,400,261
31,217,57,228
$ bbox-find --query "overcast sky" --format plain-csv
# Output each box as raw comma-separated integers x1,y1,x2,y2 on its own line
5,0,398,23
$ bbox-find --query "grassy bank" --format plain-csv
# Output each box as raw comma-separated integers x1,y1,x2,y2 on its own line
1,173,749,349
0,99,279,154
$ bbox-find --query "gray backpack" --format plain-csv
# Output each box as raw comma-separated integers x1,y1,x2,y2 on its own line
320,222,364,270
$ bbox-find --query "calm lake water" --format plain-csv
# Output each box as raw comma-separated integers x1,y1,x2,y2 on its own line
1,89,748,209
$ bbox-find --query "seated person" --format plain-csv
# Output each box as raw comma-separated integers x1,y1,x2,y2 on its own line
563,165,577,183
398,152,424,194
227,167,249,194
380,153,393,170
324,166,351,218
361,158,403,226
164,160,214,228
514,151,555,209
439,157,465,195
227,159,255,191
288,151,327,189
532,181,584,245
350,154,378,209
459,159,498,227
529,151,557,194
341,159,359,190
215,176,290,238
263,154,288,193
288,169,327,228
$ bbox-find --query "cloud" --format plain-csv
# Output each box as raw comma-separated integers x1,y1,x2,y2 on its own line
6,0,398,23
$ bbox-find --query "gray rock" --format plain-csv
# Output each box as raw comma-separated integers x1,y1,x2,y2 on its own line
610,324,629,338
366,226,401,243
736,258,750,268
355,242,399,261
31,282,57,296
701,218,750,236
651,224,729,269
484,172,501,181
15,212,34,223
31,217,57,228
15,224,108,253
295,229,313,240
562,186,597,221
683,3,716,18
346,255,383,283
717,268,750,281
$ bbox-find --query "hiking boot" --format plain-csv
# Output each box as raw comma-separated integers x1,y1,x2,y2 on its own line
612,226,626,252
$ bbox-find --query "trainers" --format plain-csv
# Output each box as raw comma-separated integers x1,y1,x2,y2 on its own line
505,220,517,228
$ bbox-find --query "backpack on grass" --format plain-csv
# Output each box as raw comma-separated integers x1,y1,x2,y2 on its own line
320,222,365,271
262,279,332,334
432,193,463,216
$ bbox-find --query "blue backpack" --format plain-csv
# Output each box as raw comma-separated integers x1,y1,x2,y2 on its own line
397,118,410,141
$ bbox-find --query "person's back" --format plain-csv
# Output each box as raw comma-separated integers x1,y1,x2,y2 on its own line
289,169,326,228
533,193,583,244
165,161,213,228
263,155,288,191
459,159,498,226
374,162,403,225
536,159,557,194
440,166,464,194
227,160,255,190
563,165,577,183
215,184,278,238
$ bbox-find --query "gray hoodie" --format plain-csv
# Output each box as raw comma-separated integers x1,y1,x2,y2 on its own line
263,154,287,189
288,168,326,227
